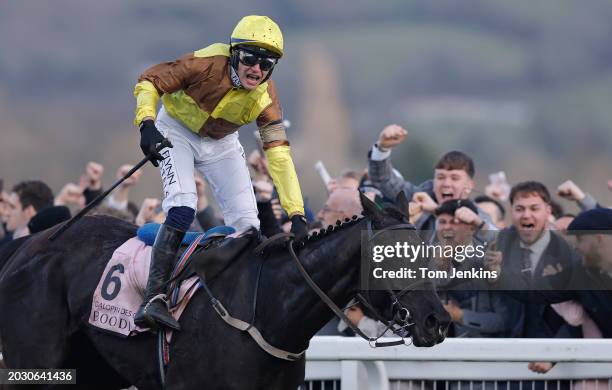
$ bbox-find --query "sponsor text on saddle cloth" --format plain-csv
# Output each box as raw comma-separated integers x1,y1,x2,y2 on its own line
88,224,234,337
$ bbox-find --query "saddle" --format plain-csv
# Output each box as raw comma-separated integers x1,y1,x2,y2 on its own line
137,223,235,247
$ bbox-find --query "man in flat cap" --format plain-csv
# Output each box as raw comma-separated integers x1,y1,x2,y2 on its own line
567,208,612,273
488,207,612,338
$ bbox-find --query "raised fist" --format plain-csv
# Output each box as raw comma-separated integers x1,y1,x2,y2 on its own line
80,161,104,191
135,198,161,226
557,180,585,202
455,206,483,228
412,192,438,213
55,183,86,207
377,124,408,150
117,164,142,188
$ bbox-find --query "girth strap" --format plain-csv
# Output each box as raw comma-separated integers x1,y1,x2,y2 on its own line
210,298,305,361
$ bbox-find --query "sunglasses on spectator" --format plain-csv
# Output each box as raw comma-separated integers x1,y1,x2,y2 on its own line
238,50,277,71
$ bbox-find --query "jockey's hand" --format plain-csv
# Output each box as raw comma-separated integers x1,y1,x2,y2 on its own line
139,120,165,167
290,215,308,242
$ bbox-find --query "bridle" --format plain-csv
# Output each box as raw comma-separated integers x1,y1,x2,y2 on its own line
288,217,433,347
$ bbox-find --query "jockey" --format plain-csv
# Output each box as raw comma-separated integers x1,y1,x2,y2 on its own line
133,15,308,331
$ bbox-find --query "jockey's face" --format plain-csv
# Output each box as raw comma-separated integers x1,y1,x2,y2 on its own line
236,59,271,90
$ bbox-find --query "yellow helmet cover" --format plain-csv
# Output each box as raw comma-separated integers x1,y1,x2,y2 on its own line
231,15,284,58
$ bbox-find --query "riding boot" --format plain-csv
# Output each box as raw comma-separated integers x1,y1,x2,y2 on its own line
134,224,185,331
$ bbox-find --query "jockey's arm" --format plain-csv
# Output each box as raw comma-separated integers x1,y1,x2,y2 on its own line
259,121,305,218
133,52,200,126
257,82,305,218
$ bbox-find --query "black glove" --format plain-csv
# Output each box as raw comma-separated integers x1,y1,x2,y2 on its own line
139,120,165,167
290,214,309,243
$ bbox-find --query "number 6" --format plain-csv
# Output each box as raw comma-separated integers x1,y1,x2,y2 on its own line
101,264,124,300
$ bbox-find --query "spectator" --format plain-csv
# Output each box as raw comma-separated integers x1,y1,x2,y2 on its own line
554,213,576,245
5,180,54,239
133,198,165,226
327,170,364,193
54,183,85,208
316,188,362,228
0,181,9,243
368,124,496,242
554,214,575,232
27,205,71,234
106,164,142,214
549,200,564,222
79,161,104,204
474,195,506,229
485,181,582,338
432,199,520,338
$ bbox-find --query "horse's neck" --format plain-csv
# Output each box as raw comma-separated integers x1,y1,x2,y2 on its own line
261,219,367,352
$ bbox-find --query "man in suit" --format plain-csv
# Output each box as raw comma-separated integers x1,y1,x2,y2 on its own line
487,181,581,338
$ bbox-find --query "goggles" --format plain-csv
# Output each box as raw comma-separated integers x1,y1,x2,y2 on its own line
237,50,277,72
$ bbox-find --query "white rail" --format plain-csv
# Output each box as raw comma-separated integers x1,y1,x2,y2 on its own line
303,337,612,389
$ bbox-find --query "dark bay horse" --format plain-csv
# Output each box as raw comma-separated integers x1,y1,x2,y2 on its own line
0,193,449,390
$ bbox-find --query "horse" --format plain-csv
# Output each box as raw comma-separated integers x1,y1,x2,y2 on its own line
0,192,450,390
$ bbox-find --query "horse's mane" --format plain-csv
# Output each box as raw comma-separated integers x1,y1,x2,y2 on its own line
301,214,364,248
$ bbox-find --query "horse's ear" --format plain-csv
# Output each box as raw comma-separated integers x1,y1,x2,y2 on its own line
395,191,410,219
360,191,380,218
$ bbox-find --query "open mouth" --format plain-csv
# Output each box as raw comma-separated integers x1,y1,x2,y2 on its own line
246,74,261,82
440,191,454,201
441,231,455,239
520,223,535,230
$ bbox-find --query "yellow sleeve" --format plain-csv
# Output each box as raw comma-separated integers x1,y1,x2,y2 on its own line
264,145,305,217
133,80,160,126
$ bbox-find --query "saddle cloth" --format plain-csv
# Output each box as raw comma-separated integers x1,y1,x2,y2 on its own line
88,221,236,337
88,237,196,337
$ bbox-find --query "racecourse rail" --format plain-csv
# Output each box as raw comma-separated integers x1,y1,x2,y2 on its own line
2,338,612,389
302,337,612,390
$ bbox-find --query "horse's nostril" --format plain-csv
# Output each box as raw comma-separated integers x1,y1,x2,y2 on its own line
424,313,439,330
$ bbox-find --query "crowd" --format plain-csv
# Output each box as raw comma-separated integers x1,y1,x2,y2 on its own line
1,123,612,378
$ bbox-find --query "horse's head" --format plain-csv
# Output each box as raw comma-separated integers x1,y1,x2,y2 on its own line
359,191,450,347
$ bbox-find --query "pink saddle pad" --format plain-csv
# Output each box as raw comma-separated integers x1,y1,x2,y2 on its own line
88,237,199,337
